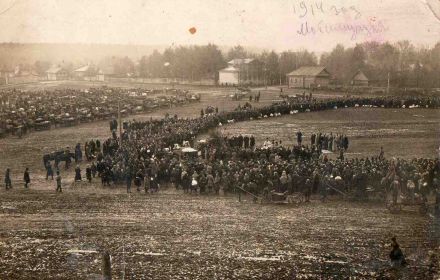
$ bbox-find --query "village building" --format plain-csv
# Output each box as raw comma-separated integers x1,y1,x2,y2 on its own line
218,58,263,86
73,64,104,81
46,66,68,81
351,70,369,86
218,65,239,85
286,66,331,88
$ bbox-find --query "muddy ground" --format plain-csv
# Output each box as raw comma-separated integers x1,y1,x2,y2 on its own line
0,187,439,279
0,82,439,279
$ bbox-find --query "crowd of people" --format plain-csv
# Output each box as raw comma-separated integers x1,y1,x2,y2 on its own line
224,134,256,149
297,130,349,152
0,87,199,137
61,95,438,202
2,92,438,274
3,95,439,206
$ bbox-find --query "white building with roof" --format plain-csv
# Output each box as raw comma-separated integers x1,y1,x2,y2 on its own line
46,66,68,81
73,64,104,81
218,58,263,86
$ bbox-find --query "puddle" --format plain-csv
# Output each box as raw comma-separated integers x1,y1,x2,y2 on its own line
134,251,165,256
67,249,98,254
239,256,282,261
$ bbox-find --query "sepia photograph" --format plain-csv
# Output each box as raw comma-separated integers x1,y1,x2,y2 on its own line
0,0,439,279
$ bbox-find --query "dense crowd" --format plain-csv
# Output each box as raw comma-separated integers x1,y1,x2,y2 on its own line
3,94,439,204
71,95,439,201
0,87,199,137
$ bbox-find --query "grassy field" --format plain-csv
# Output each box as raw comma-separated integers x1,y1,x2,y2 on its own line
0,81,439,279
214,107,439,159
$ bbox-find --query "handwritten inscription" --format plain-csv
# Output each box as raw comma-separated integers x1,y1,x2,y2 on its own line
297,20,388,40
293,0,362,19
292,0,387,40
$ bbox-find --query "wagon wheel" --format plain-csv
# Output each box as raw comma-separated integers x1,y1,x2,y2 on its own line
386,201,393,210
386,202,401,213
288,194,303,204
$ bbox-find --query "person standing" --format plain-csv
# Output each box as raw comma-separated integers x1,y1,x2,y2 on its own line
5,168,12,190
343,135,349,151
214,172,221,195
339,149,344,161
250,135,255,149
206,172,214,194
135,169,144,192
86,165,92,183
46,161,54,180
328,133,334,152
75,143,82,163
23,168,30,188
91,161,97,178
280,171,288,193
379,146,385,160
56,171,62,192
304,179,312,202
296,131,303,146
319,175,328,202
74,165,82,182
390,177,401,205
126,171,132,193
311,133,316,147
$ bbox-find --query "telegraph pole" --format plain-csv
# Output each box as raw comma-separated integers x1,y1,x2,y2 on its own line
118,98,122,141
387,72,390,94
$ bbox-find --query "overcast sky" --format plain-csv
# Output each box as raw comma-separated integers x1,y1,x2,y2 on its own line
0,0,439,52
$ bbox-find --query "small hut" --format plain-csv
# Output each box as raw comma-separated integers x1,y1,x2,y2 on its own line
351,70,369,86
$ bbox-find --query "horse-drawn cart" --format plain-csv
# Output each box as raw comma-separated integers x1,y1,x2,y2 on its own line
264,191,305,204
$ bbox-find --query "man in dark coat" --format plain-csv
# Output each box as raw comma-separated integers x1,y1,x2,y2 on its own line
23,168,30,188
5,168,12,189
126,171,132,193
135,169,144,192
296,131,303,146
244,135,250,149
389,237,407,267
75,143,82,163
74,165,82,181
250,136,256,149
343,136,349,150
86,165,92,183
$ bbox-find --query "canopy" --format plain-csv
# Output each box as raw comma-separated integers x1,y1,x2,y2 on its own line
182,147,198,153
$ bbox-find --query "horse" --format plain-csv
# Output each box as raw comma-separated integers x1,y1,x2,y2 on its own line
43,150,75,170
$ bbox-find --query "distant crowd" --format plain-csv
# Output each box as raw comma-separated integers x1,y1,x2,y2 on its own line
0,87,199,137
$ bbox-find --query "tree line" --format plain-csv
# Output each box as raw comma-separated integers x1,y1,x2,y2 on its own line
133,41,440,88
2,41,439,88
